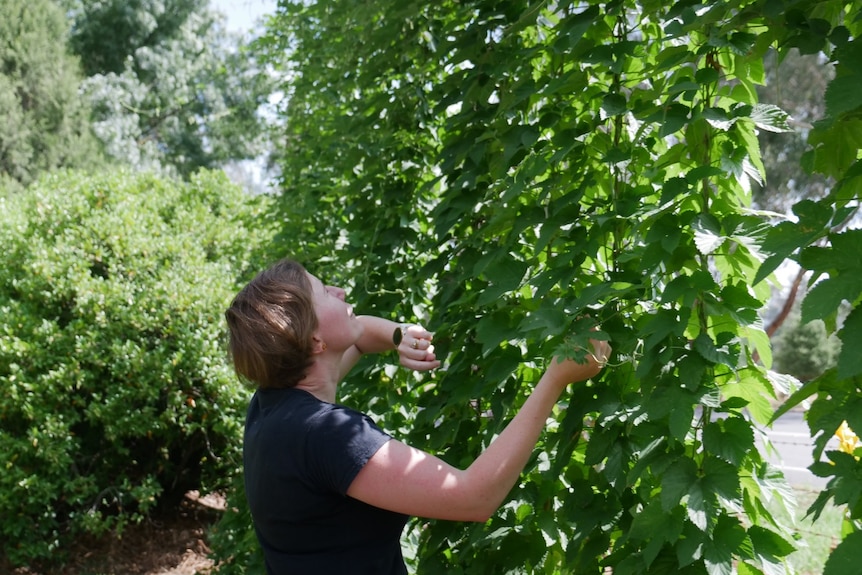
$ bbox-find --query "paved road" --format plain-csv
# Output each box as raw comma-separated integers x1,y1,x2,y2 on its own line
759,410,837,489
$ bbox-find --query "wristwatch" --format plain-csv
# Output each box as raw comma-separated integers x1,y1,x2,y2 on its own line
392,324,406,347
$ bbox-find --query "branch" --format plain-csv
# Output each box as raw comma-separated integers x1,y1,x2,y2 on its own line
765,267,805,338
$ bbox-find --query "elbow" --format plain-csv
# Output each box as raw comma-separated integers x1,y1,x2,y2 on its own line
458,494,500,523
453,471,508,523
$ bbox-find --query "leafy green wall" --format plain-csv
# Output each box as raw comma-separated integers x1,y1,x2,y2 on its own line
252,1,862,574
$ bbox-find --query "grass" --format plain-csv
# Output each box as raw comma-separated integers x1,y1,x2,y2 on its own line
784,486,844,575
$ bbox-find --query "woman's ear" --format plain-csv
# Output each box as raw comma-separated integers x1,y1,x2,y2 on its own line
312,335,327,353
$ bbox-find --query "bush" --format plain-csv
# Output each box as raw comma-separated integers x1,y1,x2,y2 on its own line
0,170,274,566
773,309,842,382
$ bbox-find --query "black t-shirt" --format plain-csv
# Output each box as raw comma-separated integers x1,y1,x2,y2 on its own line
244,387,409,575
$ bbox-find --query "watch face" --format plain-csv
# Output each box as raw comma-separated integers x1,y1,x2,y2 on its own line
393,326,403,346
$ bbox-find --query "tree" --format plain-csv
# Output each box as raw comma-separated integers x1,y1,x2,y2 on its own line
0,0,100,192
773,307,841,382
65,0,273,178
215,1,862,574
0,170,275,566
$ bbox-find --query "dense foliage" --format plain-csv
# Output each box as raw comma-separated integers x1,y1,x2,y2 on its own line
216,1,861,574
0,170,274,566
0,0,100,191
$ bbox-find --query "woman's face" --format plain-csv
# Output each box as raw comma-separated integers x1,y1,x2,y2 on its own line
307,273,363,351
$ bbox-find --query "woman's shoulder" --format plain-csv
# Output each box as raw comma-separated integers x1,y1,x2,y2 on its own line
253,387,369,425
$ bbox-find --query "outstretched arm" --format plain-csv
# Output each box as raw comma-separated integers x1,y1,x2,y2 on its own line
347,339,610,522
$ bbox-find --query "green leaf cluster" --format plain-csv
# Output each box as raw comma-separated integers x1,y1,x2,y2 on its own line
0,170,274,566
216,1,862,574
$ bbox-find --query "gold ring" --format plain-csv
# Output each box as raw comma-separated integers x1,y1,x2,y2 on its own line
411,339,419,349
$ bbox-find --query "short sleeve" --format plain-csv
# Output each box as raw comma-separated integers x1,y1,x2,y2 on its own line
304,405,392,495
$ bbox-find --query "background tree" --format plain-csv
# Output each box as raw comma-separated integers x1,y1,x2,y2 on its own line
64,0,273,178
772,306,841,382
0,0,100,192
215,1,862,574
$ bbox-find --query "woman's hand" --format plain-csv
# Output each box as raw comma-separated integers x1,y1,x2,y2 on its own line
545,338,611,387
397,324,441,372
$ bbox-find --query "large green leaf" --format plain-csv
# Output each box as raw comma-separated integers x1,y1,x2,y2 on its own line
703,417,754,467
801,274,862,323
837,306,862,378
661,458,698,512
753,199,832,285
804,118,862,178
824,530,862,575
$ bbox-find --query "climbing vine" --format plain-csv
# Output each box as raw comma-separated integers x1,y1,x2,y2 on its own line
250,1,862,573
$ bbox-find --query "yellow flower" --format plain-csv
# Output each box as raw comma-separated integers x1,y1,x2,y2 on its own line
836,421,859,455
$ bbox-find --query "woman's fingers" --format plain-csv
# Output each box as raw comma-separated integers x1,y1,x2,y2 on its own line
397,326,441,371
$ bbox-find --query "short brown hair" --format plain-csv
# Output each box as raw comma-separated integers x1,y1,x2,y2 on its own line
225,259,318,389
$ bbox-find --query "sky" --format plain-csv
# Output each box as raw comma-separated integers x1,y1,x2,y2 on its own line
210,0,278,34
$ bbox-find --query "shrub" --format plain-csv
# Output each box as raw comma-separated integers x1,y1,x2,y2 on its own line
0,170,274,566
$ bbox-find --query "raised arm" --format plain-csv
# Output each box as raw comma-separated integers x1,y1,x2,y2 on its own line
339,316,441,378
347,339,611,522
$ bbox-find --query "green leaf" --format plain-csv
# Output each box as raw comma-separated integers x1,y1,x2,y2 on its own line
687,480,709,531
722,370,774,425
703,417,754,466
676,521,705,567
628,499,684,565
661,458,697,511
771,377,820,422
702,456,742,505
520,303,568,338
693,226,725,255
799,229,862,273
655,45,691,71
694,333,734,366
754,200,832,285
823,530,862,575
806,118,862,179
641,309,685,351
715,514,752,558
555,4,599,52
669,404,695,441
837,306,862,379
749,104,792,133
658,103,691,137
740,323,772,369
748,525,796,562
678,353,706,390
736,561,764,575
825,73,862,118
602,93,627,116
801,274,862,323
475,311,513,356
833,158,862,202
476,258,529,306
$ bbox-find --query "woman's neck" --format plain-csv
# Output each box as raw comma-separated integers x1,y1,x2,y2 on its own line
295,359,339,403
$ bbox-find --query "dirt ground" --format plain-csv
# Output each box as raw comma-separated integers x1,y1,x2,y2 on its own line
2,492,225,575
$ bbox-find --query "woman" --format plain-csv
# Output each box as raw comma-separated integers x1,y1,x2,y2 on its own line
225,258,610,574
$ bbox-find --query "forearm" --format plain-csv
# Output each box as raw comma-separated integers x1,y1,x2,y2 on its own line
462,373,565,520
